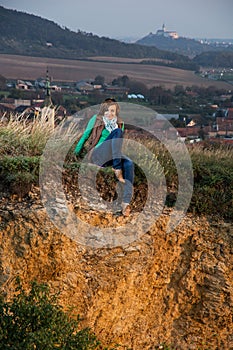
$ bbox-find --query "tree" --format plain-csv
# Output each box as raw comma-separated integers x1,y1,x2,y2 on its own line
94,75,105,86
0,74,6,89
8,88,24,99
0,277,101,350
174,84,185,96
198,126,206,140
112,75,129,87
148,86,172,105
126,80,148,96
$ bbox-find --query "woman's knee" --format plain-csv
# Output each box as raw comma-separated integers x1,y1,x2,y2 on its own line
123,158,134,183
111,128,123,137
123,158,134,175
124,158,134,169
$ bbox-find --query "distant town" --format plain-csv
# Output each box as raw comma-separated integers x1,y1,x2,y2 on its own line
0,68,233,145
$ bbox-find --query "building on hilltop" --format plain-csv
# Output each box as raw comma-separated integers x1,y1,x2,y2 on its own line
156,24,179,39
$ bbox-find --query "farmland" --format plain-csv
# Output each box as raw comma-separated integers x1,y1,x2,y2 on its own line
0,54,232,90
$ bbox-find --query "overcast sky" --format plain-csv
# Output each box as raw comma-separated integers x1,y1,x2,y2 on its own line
1,0,233,40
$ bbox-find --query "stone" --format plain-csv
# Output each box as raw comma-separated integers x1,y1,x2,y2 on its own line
0,193,232,349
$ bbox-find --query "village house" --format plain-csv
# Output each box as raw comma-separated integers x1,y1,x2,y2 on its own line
76,80,94,93
16,80,34,90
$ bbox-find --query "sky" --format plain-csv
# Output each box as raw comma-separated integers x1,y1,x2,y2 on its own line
1,0,233,40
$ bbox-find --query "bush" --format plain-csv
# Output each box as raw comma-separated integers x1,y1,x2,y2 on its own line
190,153,233,219
0,277,102,350
0,155,40,197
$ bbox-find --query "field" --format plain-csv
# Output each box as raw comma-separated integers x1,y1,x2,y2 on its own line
0,54,232,89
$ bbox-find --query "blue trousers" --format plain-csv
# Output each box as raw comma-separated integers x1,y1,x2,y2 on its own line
91,128,134,204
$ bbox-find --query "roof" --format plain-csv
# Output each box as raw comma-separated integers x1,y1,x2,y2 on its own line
0,103,15,111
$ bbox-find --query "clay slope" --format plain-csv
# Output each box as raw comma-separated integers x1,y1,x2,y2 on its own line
0,191,232,350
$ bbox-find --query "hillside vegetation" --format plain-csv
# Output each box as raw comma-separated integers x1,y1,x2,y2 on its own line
0,278,103,350
0,6,197,71
137,33,232,54
136,35,213,57
0,113,232,350
1,6,232,69
193,51,233,68
0,114,232,220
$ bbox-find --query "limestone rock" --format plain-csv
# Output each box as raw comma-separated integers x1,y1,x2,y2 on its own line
0,196,232,349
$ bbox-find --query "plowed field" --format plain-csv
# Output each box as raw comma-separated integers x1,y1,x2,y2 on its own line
0,54,231,89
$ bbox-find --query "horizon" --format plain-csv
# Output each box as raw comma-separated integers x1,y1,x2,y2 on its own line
1,0,233,40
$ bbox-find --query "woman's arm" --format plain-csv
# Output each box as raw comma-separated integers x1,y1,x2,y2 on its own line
74,114,97,155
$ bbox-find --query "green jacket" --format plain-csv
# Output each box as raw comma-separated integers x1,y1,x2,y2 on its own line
74,114,124,155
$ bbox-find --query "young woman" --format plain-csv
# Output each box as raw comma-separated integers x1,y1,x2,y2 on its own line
74,99,134,216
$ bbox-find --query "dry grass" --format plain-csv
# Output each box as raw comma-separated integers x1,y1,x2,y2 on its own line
0,113,55,156
0,111,82,158
188,142,233,161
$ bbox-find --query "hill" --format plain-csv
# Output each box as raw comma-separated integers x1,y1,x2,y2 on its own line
193,51,233,68
136,34,211,57
1,6,232,73
0,6,198,71
136,31,233,69
0,116,232,348
136,31,233,58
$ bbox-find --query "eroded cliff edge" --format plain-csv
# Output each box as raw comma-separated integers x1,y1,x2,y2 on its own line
0,197,232,350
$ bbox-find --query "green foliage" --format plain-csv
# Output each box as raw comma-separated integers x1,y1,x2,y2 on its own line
0,155,39,175
190,149,233,219
0,155,40,197
0,277,101,350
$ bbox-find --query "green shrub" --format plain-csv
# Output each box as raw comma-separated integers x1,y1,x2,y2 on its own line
190,152,233,219
0,156,40,197
0,277,102,350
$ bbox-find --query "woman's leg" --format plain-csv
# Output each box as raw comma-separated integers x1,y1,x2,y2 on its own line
110,128,123,170
121,156,134,204
91,128,123,169
91,130,134,211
